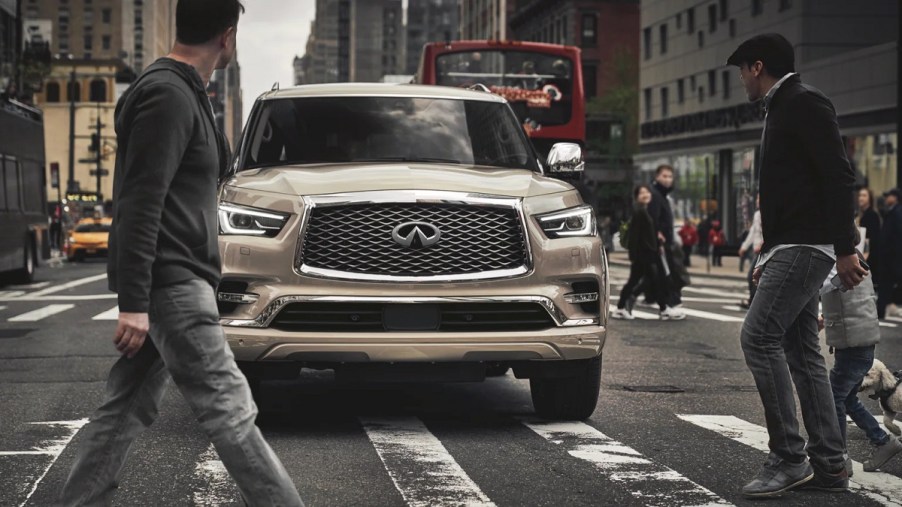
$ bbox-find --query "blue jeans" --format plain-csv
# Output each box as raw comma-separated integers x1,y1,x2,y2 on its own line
831,345,890,447
740,247,845,472
59,279,303,506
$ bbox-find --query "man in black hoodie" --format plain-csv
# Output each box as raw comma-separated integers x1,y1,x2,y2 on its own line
727,34,865,499
647,164,686,320
59,1,303,505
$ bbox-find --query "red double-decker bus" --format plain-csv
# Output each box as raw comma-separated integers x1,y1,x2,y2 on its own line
415,40,585,160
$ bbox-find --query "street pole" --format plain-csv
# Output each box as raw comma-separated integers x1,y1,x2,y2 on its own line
95,103,102,199
67,65,76,194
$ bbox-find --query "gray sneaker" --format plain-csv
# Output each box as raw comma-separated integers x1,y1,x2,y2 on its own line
864,437,902,472
845,455,854,478
742,454,814,498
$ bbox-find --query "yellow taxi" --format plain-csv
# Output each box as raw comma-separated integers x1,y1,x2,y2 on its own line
67,217,112,262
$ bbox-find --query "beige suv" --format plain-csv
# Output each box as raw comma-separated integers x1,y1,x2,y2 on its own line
218,83,608,419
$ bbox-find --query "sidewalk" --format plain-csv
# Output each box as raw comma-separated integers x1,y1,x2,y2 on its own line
608,251,748,281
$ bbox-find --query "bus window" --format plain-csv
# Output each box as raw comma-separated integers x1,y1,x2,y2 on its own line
3,157,20,211
435,50,573,128
0,158,6,210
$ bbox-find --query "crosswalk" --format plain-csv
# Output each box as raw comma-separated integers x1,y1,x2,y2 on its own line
3,414,902,506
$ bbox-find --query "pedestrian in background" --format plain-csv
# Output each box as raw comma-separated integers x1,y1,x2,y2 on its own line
708,220,726,267
857,188,881,268
877,188,902,319
612,185,674,320
678,220,698,267
58,1,304,505
647,164,686,320
739,195,763,309
728,33,864,498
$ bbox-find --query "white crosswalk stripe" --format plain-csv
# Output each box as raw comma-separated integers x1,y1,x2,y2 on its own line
678,414,902,506
92,306,119,321
8,304,75,322
0,290,26,299
522,419,732,506
679,308,744,323
361,416,495,507
0,305,7,312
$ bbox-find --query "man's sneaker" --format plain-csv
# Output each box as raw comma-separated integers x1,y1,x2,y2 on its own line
611,308,635,320
660,306,686,321
741,455,814,498
864,437,902,472
844,455,854,478
801,467,848,492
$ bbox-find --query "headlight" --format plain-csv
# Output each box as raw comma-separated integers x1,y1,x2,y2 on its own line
536,205,596,238
218,203,289,237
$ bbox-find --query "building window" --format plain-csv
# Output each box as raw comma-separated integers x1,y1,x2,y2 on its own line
644,88,652,120
678,79,685,103
67,81,80,102
581,14,597,46
89,79,106,102
708,70,716,96
561,15,567,42
45,82,60,102
708,4,717,32
583,63,597,99
719,0,728,21
102,8,111,23
729,19,736,37
102,35,110,50
698,30,705,48
59,37,69,51
752,0,763,16
676,12,682,29
722,71,730,99
690,75,697,90
660,86,669,118
659,23,668,55
698,86,705,104
84,35,93,50
643,27,652,60
687,8,695,34
779,0,792,11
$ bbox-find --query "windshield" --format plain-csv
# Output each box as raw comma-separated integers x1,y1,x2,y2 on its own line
244,96,538,171
75,223,110,233
435,50,573,130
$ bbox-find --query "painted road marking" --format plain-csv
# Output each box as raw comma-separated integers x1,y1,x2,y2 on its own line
683,287,750,299
0,419,88,507
192,444,240,505
0,305,6,312
92,306,119,321
360,416,495,507
679,308,744,323
721,305,747,312
5,281,51,290
522,419,731,506
879,321,898,328
678,414,902,507
0,291,26,299
608,305,658,320
8,304,75,322
26,273,108,298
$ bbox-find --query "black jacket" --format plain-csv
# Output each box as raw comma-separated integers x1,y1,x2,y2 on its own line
628,206,657,263
108,58,230,312
647,181,674,245
758,74,856,256
880,205,902,281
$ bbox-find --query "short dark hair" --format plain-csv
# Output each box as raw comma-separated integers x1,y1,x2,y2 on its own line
176,0,245,45
633,184,652,199
655,164,674,176
726,33,795,78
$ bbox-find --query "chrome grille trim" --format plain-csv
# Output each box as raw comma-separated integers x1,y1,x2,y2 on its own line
294,191,533,282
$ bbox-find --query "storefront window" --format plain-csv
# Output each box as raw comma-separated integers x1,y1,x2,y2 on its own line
733,147,756,238
845,132,897,201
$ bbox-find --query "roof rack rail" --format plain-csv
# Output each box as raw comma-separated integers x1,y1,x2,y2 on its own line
468,83,491,93
271,82,280,91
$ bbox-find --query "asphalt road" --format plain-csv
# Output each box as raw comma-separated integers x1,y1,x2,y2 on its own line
2,259,901,506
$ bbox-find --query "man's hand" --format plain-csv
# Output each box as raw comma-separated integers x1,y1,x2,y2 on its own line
752,267,762,286
753,245,761,254
657,231,666,244
835,253,868,291
114,312,149,359
817,315,825,332
739,247,747,258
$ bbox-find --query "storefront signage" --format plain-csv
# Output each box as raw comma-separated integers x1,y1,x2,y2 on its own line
640,102,764,140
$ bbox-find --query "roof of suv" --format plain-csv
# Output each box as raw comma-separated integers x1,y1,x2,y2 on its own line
259,83,507,103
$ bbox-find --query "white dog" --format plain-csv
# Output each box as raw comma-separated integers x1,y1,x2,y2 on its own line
860,359,902,436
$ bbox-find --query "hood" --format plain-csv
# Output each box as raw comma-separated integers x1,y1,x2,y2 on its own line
145,57,207,93
225,163,573,198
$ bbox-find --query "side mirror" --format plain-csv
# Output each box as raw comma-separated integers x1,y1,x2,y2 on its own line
546,143,585,173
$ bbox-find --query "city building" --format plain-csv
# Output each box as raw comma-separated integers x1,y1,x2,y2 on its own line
405,0,459,74
33,58,126,202
292,54,308,85
638,0,899,242
23,0,174,73
0,0,17,93
460,0,518,40
298,0,403,84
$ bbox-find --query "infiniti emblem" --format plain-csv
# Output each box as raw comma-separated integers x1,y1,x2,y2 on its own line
392,222,442,248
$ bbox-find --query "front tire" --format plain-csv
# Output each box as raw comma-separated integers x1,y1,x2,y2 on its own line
10,238,35,284
530,355,602,420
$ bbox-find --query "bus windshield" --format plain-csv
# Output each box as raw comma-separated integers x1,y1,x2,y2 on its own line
435,50,573,129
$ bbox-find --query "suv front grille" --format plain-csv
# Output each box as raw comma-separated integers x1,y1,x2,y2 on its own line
299,203,527,278
269,302,556,332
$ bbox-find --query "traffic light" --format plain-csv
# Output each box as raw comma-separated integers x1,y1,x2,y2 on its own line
89,133,100,152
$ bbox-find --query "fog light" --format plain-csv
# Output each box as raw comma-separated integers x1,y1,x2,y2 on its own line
564,292,598,304
217,292,259,304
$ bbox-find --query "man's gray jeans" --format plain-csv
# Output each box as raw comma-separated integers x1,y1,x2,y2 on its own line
59,279,303,506
741,247,845,473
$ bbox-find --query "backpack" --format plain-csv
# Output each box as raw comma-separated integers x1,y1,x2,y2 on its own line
618,220,630,249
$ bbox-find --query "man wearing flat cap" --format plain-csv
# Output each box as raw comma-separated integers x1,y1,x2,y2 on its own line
727,33,864,498
878,188,902,319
